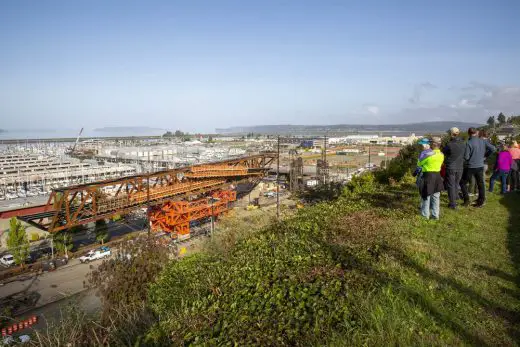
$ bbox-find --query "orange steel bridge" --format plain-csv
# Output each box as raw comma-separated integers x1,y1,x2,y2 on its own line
5,153,276,238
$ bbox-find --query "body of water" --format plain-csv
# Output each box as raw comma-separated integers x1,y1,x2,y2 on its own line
0,128,166,140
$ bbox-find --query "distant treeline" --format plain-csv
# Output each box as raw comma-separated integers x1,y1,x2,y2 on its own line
216,121,482,135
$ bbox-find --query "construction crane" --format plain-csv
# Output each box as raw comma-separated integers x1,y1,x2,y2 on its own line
66,128,84,155
72,127,84,153
3,153,276,240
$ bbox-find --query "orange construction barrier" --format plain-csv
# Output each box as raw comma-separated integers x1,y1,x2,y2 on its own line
1,328,6,336
7,326,12,334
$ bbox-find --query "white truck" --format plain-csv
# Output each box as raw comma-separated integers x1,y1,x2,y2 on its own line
0,254,15,267
79,247,111,263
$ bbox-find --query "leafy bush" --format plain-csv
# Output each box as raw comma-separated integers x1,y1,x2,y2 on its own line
94,219,109,244
32,303,156,347
86,236,169,318
7,218,30,266
374,143,422,184
53,231,73,257
299,181,345,202
345,172,378,195
147,187,391,346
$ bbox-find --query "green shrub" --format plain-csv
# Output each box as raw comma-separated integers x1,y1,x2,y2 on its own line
345,172,378,195
374,143,421,184
149,230,354,345
147,188,389,346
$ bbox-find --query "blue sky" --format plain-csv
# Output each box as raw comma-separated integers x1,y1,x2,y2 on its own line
1,0,519,133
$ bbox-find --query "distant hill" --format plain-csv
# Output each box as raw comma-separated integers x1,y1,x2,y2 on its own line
93,127,164,133
215,122,482,135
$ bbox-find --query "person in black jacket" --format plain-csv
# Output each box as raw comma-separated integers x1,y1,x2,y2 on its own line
442,127,465,209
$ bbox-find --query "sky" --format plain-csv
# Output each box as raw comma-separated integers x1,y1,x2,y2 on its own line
1,0,519,133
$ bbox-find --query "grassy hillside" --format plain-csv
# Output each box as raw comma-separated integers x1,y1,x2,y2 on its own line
144,177,520,346
34,176,520,346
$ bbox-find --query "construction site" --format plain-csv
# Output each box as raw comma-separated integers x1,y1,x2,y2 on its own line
0,134,406,334
0,131,409,252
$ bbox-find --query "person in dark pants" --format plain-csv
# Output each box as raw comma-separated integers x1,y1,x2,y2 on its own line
509,141,520,191
442,127,465,209
460,127,496,207
489,143,513,194
468,130,491,194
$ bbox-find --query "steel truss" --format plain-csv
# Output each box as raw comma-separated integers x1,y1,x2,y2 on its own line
18,153,276,233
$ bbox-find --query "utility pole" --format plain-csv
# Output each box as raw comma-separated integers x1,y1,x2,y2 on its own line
50,236,54,260
276,135,280,220
368,144,371,168
385,141,388,168
147,175,151,236
324,131,328,184
210,199,214,236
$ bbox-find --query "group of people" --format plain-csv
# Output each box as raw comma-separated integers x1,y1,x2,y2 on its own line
414,127,520,220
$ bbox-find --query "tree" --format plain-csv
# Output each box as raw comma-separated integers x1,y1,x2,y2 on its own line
86,236,169,320
487,116,495,128
7,218,30,267
53,231,73,258
174,130,184,137
490,133,499,145
497,112,506,125
95,219,109,245
510,116,520,126
208,135,214,143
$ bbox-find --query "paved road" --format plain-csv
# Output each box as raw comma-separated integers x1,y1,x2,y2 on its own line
0,258,102,310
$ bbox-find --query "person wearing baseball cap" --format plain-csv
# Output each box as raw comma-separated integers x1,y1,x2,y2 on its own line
413,138,434,206
442,127,465,209
417,137,445,220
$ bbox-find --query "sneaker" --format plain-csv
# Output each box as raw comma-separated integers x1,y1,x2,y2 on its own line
462,200,470,207
473,202,485,208
448,205,457,210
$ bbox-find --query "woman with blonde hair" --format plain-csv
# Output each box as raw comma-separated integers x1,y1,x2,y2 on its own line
508,140,520,191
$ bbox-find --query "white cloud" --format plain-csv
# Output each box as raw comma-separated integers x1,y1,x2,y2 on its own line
366,105,379,115
391,82,520,124
409,82,437,104
450,98,477,109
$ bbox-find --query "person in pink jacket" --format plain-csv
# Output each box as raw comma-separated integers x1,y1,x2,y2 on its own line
489,143,513,194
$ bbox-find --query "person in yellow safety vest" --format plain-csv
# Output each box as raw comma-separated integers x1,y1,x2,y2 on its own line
417,137,445,220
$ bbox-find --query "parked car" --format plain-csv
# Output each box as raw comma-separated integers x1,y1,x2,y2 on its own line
2,334,31,345
41,257,68,271
79,246,111,263
0,254,15,267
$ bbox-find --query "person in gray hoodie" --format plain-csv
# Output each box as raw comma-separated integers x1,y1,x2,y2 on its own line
460,127,496,207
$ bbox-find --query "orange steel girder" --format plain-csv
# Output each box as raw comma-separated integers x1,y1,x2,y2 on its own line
18,153,275,232
149,190,237,239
